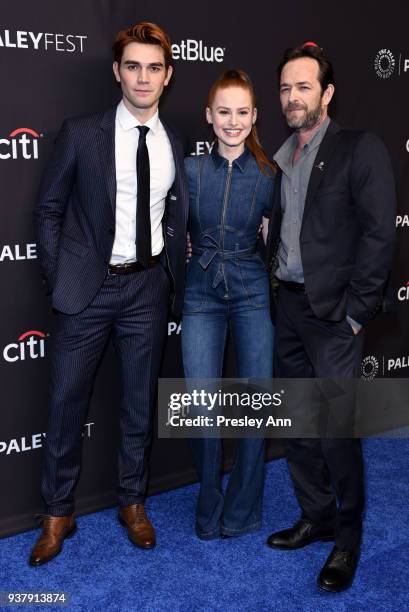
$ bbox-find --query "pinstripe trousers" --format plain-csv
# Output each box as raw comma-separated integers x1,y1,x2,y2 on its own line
41,264,170,515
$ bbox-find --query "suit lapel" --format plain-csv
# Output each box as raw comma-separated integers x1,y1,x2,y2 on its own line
267,169,282,257
162,121,189,224
97,107,117,215
302,120,341,227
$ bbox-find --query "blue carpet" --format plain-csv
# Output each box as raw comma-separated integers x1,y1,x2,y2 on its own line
1,439,408,611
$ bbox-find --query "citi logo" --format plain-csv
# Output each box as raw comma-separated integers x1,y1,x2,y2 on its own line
0,128,42,160
397,281,409,301
3,330,47,363
172,40,225,63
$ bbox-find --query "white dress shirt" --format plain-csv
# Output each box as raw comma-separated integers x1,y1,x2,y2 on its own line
110,100,175,264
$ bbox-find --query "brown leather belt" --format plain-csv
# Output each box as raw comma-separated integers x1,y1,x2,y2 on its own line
108,255,161,275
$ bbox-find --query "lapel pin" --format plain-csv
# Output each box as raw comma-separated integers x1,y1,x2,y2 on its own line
315,161,325,172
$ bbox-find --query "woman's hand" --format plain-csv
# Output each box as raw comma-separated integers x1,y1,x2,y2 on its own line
261,216,269,245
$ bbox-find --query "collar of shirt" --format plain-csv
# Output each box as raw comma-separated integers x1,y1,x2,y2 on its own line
210,143,251,173
116,99,161,135
274,116,331,175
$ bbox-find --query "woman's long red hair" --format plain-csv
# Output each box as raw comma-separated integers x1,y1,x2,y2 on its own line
207,69,276,174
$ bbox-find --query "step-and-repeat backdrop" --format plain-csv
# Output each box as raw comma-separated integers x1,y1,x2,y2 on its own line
1,1,408,536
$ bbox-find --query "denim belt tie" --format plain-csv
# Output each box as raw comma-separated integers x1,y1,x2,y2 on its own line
192,245,257,289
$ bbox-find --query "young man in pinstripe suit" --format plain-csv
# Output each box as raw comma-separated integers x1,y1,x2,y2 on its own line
30,22,188,566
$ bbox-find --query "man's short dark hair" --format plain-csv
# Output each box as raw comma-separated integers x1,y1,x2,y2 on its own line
277,43,335,92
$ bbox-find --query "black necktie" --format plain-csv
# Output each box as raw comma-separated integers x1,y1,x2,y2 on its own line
136,125,151,266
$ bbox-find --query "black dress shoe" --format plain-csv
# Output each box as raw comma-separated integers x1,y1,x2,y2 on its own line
266,520,334,550
318,545,359,592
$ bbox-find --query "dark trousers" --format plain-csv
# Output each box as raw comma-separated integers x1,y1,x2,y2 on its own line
41,264,169,515
274,285,365,550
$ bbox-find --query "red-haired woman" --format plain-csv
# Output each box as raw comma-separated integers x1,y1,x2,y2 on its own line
182,70,275,540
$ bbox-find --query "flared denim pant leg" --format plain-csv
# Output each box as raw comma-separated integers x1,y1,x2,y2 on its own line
182,307,274,538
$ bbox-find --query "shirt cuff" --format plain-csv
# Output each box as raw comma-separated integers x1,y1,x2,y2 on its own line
346,315,362,332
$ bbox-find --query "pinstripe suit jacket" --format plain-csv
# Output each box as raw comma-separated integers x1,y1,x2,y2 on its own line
34,106,188,319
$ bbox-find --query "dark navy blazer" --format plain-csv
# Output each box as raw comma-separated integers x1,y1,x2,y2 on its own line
34,106,188,319
266,120,396,326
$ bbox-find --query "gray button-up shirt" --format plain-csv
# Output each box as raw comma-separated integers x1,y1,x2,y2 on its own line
274,117,330,283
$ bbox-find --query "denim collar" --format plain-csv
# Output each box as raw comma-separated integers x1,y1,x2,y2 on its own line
210,144,251,173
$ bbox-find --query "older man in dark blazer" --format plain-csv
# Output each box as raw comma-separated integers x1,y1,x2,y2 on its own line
30,22,188,566
266,44,396,592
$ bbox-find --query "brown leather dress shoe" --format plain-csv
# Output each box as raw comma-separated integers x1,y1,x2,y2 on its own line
29,515,77,567
118,504,155,549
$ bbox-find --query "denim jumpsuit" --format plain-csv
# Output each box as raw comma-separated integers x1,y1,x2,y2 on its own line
182,145,275,538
